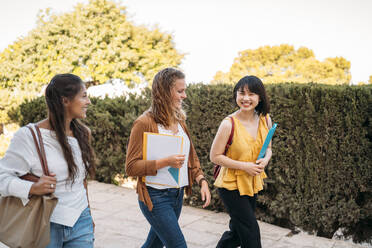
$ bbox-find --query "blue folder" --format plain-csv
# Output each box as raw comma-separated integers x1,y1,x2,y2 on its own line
257,123,278,159
168,168,179,184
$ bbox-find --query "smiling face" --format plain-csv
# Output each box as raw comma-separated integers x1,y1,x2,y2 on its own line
171,78,187,109
64,84,91,119
236,85,260,112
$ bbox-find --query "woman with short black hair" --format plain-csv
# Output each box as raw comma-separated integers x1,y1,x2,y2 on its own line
210,75,272,248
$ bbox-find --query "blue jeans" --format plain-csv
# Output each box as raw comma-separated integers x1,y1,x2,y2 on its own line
46,207,94,248
139,186,187,248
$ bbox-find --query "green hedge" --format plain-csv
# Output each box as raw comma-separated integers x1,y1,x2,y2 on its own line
9,83,372,243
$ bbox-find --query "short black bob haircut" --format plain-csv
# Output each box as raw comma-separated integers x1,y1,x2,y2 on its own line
233,75,270,116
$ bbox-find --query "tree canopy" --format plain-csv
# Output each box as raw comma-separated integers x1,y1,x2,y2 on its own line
212,44,351,85
0,0,183,123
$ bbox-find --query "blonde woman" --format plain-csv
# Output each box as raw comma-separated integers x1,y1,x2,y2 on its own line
126,68,211,248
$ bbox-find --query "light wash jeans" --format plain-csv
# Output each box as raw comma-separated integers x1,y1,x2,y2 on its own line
46,207,94,248
139,186,187,248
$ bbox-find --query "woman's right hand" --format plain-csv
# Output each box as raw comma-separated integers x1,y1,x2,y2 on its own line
29,173,57,196
156,154,186,170
167,154,186,168
242,162,264,176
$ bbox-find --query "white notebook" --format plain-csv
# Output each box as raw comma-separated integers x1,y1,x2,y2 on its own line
143,132,184,188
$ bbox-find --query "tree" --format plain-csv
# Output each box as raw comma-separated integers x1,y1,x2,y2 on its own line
0,88,37,125
212,44,351,85
369,75,372,84
0,0,183,123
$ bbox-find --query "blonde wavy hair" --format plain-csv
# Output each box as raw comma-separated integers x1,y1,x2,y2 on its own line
150,68,186,127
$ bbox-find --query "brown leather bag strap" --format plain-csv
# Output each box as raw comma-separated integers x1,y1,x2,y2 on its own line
35,125,50,176
26,126,49,176
20,173,39,182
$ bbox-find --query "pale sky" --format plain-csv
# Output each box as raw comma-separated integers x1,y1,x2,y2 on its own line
1,0,371,84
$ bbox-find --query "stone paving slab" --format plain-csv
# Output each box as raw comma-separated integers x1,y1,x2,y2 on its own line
0,181,370,248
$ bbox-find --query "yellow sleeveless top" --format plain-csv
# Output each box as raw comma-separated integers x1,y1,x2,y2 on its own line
214,115,269,196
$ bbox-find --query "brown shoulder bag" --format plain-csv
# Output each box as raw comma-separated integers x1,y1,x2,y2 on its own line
0,125,58,248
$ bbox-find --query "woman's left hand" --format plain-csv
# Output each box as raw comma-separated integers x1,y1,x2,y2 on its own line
255,158,269,168
200,180,211,208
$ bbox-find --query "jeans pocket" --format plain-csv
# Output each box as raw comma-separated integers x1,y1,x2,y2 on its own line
148,188,168,203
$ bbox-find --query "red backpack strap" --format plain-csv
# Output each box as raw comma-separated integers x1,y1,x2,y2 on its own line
213,116,235,180
224,116,234,154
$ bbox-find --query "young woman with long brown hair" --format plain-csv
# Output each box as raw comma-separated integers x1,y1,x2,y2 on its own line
0,73,96,247
126,67,211,248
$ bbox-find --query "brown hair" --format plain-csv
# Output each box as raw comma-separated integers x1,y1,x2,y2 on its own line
150,68,186,127
45,74,95,184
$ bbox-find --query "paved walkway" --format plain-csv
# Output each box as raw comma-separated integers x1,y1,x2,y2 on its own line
0,181,368,248
90,181,368,248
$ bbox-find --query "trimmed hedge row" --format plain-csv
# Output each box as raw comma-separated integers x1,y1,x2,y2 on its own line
10,83,372,243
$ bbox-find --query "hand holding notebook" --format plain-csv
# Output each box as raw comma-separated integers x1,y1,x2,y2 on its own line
143,132,184,187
